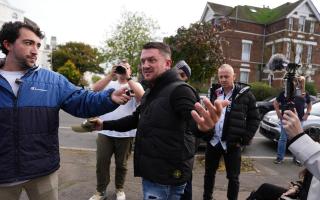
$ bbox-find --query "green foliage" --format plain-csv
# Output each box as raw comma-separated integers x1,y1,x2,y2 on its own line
91,75,102,84
104,10,159,74
57,60,81,85
305,82,317,96
250,82,276,101
190,81,211,94
52,42,104,75
165,22,225,83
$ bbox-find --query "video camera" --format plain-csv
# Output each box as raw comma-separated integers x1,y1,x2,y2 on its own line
115,65,127,75
266,54,300,111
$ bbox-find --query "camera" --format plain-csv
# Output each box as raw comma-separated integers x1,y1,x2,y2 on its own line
115,65,127,74
267,54,300,111
125,89,134,96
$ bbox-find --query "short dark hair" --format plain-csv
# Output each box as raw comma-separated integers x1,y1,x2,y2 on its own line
142,42,171,58
0,21,44,55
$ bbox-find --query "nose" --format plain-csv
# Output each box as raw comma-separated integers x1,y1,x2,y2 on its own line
30,45,38,55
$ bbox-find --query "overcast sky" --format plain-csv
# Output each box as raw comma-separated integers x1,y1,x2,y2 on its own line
8,0,320,48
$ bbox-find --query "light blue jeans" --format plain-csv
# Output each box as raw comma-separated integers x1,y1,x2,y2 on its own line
277,121,303,161
142,178,186,200
276,123,287,161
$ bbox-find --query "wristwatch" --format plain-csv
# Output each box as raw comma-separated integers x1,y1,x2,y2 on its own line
306,112,310,115
126,77,132,81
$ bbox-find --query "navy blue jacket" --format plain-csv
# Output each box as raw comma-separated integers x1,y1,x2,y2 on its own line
0,67,118,184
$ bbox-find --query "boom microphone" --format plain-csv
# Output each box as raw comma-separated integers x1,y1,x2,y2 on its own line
266,53,289,71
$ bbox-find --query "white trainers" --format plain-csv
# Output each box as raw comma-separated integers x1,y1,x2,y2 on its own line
116,190,126,200
88,191,106,200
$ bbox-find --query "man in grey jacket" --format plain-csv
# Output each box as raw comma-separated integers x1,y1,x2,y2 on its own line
282,110,320,200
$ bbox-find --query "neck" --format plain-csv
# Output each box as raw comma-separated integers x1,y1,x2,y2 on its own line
2,56,26,72
223,86,233,95
118,78,127,84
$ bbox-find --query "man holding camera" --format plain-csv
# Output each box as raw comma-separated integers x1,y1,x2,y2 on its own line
89,60,144,200
273,76,312,165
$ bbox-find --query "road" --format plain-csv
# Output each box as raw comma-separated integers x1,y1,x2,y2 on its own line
59,111,293,159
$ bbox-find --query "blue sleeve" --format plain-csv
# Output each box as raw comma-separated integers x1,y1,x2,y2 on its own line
58,75,119,118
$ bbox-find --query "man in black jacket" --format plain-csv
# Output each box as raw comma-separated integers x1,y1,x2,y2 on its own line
92,42,229,200
203,64,260,200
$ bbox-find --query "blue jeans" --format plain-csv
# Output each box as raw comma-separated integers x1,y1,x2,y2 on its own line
276,123,288,161
277,121,303,161
142,178,186,200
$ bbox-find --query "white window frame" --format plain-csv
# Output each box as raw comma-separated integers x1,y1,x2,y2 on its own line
310,21,315,34
288,17,293,31
239,68,250,83
286,42,291,61
307,45,312,64
298,16,306,32
241,40,252,62
271,43,275,55
295,43,303,64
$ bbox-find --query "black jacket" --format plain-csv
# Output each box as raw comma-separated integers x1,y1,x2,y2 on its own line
103,69,203,185
209,82,260,146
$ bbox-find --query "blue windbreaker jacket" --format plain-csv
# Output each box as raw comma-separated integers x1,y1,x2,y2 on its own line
0,67,118,184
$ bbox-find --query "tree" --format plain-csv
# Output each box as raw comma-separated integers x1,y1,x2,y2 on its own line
57,60,81,85
165,22,226,83
52,42,104,75
104,10,159,74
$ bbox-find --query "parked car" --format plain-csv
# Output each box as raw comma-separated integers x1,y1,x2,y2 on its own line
256,95,318,120
259,101,320,143
256,96,276,119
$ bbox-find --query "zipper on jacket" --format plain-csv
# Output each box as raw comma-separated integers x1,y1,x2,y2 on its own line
13,83,22,177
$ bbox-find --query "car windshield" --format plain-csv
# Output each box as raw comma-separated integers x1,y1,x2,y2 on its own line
310,102,320,117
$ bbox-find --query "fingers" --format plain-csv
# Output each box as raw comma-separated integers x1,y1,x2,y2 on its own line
191,97,230,132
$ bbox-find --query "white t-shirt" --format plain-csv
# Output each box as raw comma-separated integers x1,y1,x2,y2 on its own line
99,80,142,137
0,69,24,96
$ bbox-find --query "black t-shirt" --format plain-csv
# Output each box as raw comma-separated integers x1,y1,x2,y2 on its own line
276,91,311,120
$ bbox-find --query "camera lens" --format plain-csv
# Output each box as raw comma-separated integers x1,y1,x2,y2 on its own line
115,65,126,74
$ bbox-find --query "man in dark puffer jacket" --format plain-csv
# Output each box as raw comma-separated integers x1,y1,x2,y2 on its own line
91,42,230,200
203,64,260,200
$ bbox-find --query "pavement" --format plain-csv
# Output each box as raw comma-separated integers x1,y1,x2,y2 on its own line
20,148,302,200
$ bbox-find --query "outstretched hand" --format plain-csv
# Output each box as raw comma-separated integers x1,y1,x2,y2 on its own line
191,97,229,132
89,118,103,131
111,87,131,105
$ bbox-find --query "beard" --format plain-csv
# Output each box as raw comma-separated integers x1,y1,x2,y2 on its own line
16,56,36,70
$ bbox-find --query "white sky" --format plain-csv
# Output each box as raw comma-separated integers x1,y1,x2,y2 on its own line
8,0,320,48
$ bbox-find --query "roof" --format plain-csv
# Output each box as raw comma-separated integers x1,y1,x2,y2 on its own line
207,2,233,16
207,0,304,24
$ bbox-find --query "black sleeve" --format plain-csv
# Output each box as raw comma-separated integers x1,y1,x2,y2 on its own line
102,106,140,132
169,85,211,138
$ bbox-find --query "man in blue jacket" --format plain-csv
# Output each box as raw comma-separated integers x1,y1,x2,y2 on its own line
0,21,130,200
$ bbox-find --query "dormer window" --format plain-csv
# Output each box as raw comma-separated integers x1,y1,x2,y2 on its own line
298,16,306,32
310,21,315,34
288,18,293,31
249,8,257,13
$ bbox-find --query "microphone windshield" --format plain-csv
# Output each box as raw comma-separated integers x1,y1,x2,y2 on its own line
267,54,289,71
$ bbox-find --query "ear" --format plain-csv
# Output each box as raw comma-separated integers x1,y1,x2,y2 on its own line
2,40,12,52
165,59,172,69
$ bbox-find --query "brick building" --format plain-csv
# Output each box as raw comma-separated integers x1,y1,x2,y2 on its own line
201,0,320,90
